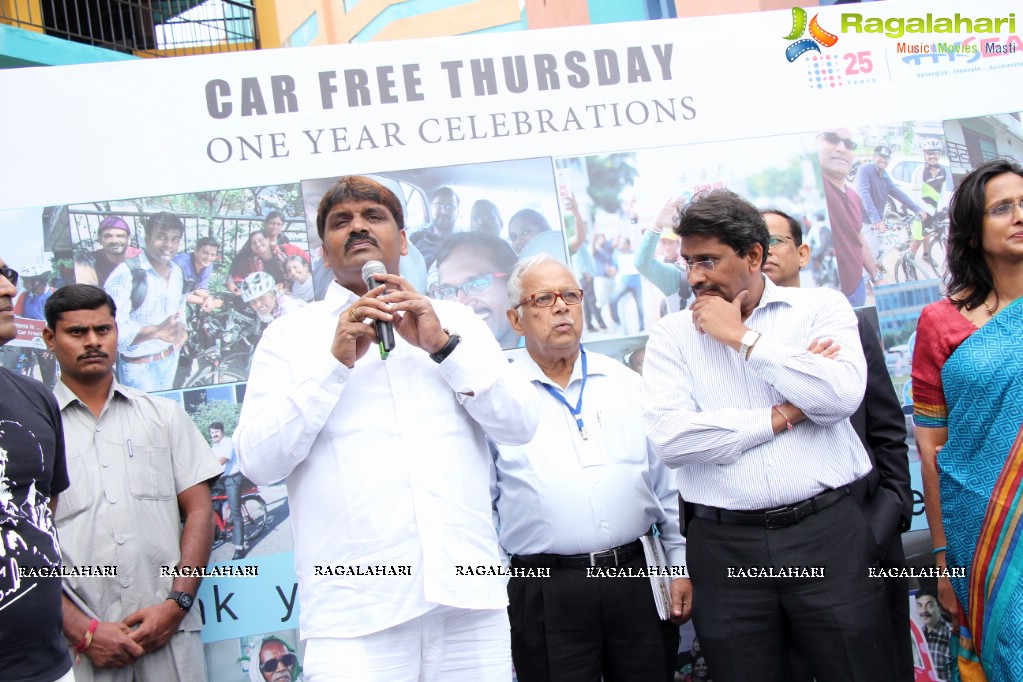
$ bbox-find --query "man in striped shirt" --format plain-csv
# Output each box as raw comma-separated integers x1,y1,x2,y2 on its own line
641,189,894,682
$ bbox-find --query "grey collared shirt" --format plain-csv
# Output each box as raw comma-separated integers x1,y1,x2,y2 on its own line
53,379,222,631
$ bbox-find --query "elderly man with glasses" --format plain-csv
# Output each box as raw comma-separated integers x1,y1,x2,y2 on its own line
642,189,895,682
492,253,690,682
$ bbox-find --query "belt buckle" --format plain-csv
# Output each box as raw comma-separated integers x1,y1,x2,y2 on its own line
764,507,795,529
589,547,619,567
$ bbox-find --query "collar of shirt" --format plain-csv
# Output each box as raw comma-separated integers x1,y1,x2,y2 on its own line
749,275,796,316
515,347,607,391
54,377,133,413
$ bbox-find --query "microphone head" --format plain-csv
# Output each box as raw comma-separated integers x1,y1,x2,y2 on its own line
361,260,388,290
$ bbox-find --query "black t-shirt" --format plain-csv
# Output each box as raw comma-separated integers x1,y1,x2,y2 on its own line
0,367,72,681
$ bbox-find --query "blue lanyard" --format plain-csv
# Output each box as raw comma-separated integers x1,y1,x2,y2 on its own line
541,348,588,438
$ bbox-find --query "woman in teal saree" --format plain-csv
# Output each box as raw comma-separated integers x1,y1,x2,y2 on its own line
912,158,1023,682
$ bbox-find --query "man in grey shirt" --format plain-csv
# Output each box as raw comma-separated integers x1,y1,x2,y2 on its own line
43,284,222,681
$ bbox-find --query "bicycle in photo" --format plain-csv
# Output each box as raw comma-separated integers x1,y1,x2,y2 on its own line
211,480,269,548
180,294,263,387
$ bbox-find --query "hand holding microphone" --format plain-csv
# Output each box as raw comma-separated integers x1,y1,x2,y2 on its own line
333,263,449,367
362,260,395,359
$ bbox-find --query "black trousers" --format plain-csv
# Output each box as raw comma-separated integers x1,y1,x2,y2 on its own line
687,495,894,682
508,551,679,682
790,530,912,682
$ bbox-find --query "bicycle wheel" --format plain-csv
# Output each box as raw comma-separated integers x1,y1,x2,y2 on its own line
893,259,912,283
927,238,946,273
241,496,268,543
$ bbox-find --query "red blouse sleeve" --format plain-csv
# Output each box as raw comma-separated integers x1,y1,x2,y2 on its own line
911,299,974,429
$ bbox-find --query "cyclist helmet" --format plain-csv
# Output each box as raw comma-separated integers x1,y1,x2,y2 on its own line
922,138,942,152
20,264,50,280
240,271,277,302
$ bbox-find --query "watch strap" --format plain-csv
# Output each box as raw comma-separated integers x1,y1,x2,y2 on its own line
167,590,193,611
429,329,461,363
738,330,761,359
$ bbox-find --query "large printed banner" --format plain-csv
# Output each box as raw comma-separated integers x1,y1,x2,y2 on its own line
2,0,1021,679
1,0,1021,209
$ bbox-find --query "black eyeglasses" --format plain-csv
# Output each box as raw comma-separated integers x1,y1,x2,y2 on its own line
259,653,297,674
0,267,18,287
516,288,584,308
429,273,507,300
818,131,857,150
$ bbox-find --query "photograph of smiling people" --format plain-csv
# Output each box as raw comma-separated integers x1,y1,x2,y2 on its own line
63,183,311,390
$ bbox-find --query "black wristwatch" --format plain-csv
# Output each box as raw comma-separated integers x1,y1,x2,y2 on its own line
166,590,194,612
429,329,461,364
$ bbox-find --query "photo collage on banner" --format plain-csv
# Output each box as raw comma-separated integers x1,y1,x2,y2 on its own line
61,184,308,391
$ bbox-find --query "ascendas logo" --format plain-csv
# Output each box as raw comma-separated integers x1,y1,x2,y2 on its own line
841,13,1016,39
783,7,838,62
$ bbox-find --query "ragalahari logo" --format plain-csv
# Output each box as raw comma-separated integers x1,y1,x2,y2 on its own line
783,7,839,62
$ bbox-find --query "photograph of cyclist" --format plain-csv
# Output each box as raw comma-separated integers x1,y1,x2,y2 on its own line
856,145,927,276
240,272,307,326
211,421,247,560
913,138,949,273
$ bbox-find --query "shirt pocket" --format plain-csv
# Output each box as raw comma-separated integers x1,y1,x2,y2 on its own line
55,454,94,523
125,444,176,500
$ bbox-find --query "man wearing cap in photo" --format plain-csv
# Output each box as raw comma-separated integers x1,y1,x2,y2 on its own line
855,145,926,266
93,216,142,286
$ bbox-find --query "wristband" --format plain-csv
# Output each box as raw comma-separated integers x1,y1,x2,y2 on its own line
931,546,947,556
773,405,793,432
75,618,99,653
429,329,461,364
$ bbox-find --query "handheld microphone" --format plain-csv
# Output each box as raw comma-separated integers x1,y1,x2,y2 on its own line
361,260,395,359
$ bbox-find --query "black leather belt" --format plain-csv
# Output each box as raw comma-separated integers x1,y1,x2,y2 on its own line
511,538,644,569
692,487,849,530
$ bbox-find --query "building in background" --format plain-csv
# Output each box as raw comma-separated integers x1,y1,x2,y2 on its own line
2,0,845,67
1,0,259,67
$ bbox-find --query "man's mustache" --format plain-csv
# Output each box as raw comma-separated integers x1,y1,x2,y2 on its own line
345,232,378,251
78,351,108,361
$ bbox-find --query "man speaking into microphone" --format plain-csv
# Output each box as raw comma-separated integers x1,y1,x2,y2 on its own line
235,175,538,682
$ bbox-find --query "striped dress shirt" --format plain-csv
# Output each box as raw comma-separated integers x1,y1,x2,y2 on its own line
642,276,871,511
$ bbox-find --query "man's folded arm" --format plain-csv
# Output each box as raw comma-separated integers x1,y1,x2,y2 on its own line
642,325,774,467
746,298,866,424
